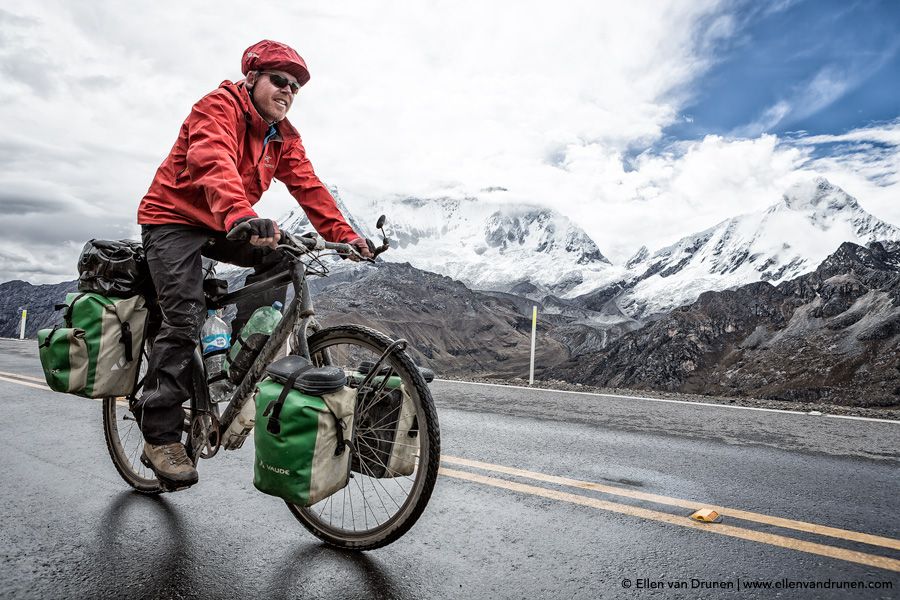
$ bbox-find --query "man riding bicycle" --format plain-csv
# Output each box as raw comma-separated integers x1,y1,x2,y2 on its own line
136,39,372,489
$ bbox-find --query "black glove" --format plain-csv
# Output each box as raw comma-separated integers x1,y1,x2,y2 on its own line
232,217,279,239
348,237,374,260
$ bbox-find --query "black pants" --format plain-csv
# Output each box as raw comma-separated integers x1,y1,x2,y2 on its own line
137,224,288,444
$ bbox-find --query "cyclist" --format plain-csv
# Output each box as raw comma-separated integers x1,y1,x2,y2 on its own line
136,39,372,488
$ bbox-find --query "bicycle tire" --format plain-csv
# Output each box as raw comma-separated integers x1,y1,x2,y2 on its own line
102,337,164,494
102,396,164,494
286,324,441,550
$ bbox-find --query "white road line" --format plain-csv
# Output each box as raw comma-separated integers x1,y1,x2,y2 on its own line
823,413,900,424
435,378,900,425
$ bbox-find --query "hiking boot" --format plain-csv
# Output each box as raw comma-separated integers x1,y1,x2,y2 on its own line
141,442,199,488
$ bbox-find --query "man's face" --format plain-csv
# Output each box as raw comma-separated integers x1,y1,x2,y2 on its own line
247,70,298,123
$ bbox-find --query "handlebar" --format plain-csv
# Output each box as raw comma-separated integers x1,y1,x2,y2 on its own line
225,222,389,261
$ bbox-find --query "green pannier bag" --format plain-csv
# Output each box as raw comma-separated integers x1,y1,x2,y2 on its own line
37,292,148,398
37,328,89,393
348,371,418,479
253,370,357,507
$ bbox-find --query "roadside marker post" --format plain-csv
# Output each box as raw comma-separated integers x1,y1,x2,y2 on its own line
529,305,537,385
19,309,27,340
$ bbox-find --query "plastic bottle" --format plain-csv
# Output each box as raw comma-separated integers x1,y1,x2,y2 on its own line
201,310,232,403
221,397,257,450
224,301,283,385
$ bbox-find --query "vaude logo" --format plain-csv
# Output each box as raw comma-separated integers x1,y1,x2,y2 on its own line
110,354,129,371
258,459,290,476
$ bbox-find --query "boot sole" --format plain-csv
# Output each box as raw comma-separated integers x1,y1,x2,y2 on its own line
140,452,199,492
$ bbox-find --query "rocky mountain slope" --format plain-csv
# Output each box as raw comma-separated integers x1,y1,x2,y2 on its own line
309,261,572,377
616,178,900,318
6,241,900,407
0,261,591,379
0,279,78,339
547,241,900,407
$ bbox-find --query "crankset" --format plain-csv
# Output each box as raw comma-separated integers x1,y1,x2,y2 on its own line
189,412,221,459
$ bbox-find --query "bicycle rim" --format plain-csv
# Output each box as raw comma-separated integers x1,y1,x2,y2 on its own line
102,340,163,494
103,396,163,493
287,325,441,550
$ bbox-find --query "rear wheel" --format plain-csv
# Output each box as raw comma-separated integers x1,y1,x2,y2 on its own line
286,324,441,550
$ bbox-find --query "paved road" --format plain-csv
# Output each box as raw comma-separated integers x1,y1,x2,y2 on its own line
1,339,898,599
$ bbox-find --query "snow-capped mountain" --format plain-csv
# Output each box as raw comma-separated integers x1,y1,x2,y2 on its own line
618,177,900,317
280,190,621,296
279,185,367,240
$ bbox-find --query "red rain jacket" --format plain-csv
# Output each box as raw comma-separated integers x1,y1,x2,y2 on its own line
138,80,357,243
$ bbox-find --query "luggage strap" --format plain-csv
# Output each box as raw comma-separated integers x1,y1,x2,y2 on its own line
58,292,89,327
39,324,62,349
264,364,314,435
58,293,134,362
102,303,133,363
264,365,349,456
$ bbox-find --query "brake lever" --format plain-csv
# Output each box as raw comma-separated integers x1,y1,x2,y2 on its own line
371,240,390,258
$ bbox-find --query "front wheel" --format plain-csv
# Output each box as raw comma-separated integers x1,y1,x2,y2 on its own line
287,324,441,550
102,395,164,494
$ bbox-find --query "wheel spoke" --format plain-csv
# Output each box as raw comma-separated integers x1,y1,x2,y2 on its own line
289,327,439,549
359,457,401,513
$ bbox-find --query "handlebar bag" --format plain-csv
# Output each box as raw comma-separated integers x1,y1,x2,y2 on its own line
347,369,418,478
77,239,150,298
37,292,148,398
253,370,356,507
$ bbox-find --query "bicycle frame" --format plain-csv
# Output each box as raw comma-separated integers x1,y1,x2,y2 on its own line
125,232,388,458
121,255,320,453
205,258,318,438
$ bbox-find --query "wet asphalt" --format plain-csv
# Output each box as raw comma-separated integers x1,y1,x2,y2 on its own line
0,338,898,599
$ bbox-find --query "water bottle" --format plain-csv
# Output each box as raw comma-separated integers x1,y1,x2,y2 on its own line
221,396,257,450
201,310,232,403
224,301,283,385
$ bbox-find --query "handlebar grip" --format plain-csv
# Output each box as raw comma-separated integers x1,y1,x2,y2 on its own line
225,222,253,241
371,240,390,258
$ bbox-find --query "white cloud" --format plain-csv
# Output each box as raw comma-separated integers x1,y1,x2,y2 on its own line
737,40,900,137
0,1,898,285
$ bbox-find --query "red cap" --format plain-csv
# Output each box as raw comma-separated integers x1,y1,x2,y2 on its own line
241,40,311,87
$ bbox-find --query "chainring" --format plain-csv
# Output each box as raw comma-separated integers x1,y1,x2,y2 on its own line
190,412,221,459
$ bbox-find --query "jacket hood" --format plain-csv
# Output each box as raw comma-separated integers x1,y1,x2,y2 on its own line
217,79,300,141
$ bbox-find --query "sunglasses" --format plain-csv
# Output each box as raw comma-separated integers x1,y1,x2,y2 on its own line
262,72,301,95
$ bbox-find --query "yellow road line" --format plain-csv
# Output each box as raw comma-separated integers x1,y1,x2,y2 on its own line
0,374,128,406
4,370,897,564
0,374,50,391
0,370,47,384
442,455,900,551
440,467,900,573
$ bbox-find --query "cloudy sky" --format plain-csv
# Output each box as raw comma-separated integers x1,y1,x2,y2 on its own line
1,0,899,283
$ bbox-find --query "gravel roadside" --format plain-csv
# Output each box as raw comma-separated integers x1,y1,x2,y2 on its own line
438,374,900,421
